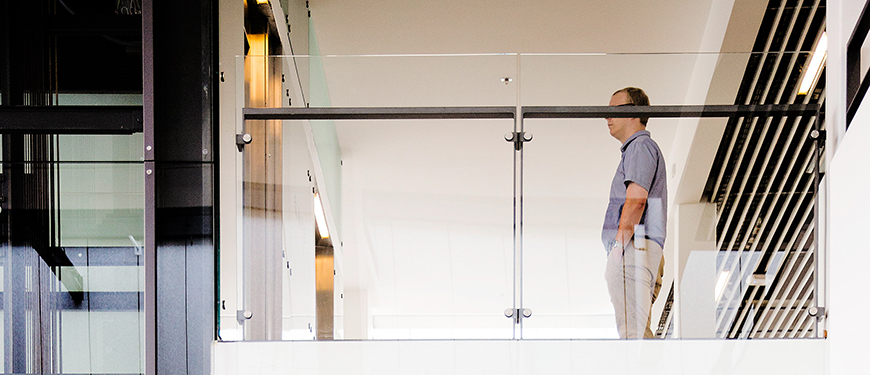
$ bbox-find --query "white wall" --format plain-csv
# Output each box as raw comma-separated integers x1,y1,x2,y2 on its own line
827,1,870,374
213,339,825,375
828,102,870,374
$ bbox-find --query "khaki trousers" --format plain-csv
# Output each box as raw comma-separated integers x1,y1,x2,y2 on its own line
605,239,664,339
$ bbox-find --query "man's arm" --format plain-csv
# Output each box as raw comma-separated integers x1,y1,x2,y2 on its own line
616,182,648,251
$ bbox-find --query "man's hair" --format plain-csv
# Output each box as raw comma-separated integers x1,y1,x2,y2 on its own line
613,87,650,125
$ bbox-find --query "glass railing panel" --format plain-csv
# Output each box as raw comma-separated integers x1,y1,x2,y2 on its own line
242,54,519,108
230,117,517,340
333,118,515,339
227,54,521,341
520,118,628,339
522,111,821,339
226,51,825,341
314,54,517,107
519,52,815,106
676,113,821,339
519,50,823,339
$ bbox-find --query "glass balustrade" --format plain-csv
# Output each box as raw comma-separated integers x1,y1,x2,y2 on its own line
221,52,824,341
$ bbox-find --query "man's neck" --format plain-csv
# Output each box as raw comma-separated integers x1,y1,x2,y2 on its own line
618,126,646,144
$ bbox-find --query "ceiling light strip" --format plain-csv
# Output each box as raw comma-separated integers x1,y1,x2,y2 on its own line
798,32,828,95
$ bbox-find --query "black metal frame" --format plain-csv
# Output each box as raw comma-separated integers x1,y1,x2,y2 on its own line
0,106,142,133
846,0,870,127
143,1,156,374
243,104,821,121
244,106,515,120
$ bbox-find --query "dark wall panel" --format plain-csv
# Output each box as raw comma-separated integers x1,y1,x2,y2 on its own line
149,0,217,373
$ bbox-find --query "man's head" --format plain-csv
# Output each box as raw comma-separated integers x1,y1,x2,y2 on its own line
607,87,649,143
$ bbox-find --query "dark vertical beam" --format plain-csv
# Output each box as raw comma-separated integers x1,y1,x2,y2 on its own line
7,246,27,374
210,0,222,343
846,0,870,126
144,161,156,375
4,137,27,374
142,0,157,375
0,136,10,372
0,0,10,105
150,0,216,373
0,0,26,106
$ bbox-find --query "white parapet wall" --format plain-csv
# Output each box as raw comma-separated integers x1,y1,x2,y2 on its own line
212,339,826,375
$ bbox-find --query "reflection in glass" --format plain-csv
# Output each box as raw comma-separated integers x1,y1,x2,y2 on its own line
1,132,144,373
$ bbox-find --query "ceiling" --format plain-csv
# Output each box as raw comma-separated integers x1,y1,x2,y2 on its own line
310,0,725,55
302,0,767,338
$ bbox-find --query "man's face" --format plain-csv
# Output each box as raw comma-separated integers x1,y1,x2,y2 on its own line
606,91,636,142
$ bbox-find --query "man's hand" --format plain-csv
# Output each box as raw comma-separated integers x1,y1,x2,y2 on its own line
616,182,648,248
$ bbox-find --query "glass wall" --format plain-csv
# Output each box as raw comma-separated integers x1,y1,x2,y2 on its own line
0,133,145,373
221,52,824,341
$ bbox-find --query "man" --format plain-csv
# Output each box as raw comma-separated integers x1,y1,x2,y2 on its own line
602,87,667,339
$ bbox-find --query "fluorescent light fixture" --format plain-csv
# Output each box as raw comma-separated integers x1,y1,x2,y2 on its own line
715,271,730,302
798,32,827,95
314,193,329,238
256,0,269,4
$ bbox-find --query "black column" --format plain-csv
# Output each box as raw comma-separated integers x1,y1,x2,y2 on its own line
144,0,217,374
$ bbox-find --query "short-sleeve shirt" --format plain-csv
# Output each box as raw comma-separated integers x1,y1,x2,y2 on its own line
601,130,668,251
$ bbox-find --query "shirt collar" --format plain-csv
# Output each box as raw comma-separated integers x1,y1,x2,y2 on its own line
621,130,650,152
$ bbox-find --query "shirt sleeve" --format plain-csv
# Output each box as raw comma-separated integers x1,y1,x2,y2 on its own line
622,140,658,192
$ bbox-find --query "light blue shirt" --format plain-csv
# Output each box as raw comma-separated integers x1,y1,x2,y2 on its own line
601,130,668,252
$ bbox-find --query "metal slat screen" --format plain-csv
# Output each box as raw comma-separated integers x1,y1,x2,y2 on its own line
700,0,826,339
